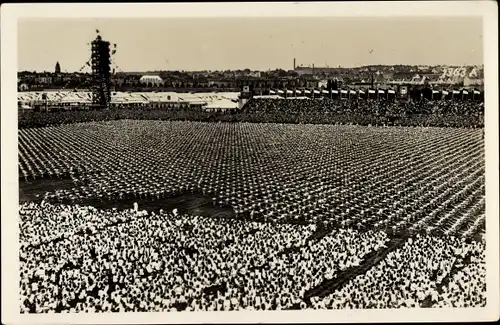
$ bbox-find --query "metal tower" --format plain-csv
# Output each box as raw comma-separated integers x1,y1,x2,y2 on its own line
91,35,111,109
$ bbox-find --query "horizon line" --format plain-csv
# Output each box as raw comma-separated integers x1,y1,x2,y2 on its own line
18,63,484,74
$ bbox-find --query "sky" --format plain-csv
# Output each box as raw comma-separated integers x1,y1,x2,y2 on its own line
18,17,483,72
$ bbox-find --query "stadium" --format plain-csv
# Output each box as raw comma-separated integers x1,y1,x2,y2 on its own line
18,32,485,313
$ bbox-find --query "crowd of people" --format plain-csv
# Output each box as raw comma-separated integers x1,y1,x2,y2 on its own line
18,108,486,312
310,234,486,309
20,202,385,312
246,98,483,116
19,121,485,240
20,201,485,313
243,98,484,128
18,98,484,128
18,108,221,129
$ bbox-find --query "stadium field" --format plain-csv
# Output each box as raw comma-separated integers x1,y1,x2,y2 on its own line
19,120,486,312
19,120,484,237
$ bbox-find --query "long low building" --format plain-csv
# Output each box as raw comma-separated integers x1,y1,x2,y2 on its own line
18,91,241,111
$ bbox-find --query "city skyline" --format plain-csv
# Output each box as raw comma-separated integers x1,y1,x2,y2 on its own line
18,17,483,73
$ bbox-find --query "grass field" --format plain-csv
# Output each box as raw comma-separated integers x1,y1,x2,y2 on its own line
19,120,485,238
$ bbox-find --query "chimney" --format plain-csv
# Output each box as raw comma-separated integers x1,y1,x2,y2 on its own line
293,58,296,70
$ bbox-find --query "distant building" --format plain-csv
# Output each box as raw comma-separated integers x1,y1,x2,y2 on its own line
422,73,441,84
248,71,262,78
294,66,343,76
55,62,61,74
350,82,373,90
36,76,53,85
463,77,484,86
139,75,164,86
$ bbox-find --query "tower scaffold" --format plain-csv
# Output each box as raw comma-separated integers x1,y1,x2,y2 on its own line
91,34,111,109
